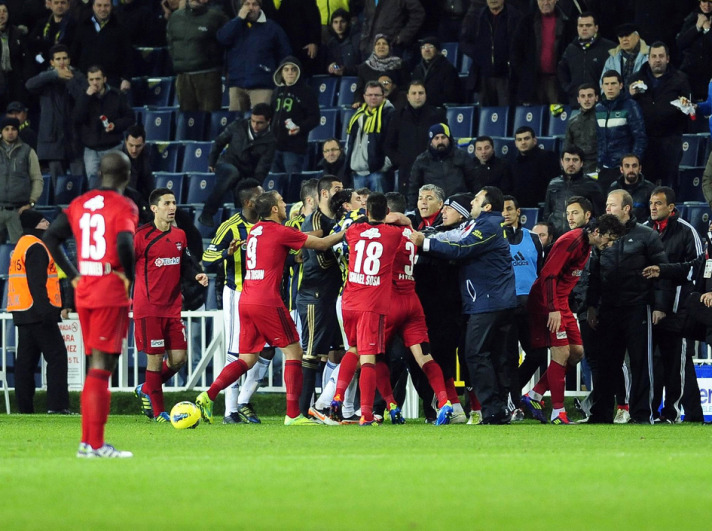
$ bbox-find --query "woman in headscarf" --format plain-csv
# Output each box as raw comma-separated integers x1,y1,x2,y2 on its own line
352,34,408,107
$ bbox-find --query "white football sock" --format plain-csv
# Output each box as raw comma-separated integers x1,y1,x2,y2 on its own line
237,356,270,405
315,364,340,409
224,353,240,415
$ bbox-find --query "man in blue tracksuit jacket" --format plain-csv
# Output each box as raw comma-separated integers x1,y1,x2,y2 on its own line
411,186,518,424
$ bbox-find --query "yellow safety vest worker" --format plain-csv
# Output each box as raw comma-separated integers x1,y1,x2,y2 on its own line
7,234,61,312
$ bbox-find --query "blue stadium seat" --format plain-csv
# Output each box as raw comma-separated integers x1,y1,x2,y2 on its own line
336,76,359,107
460,53,472,75
340,107,356,139
286,171,321,203
181,141,212,173
141,77,174,107
263,172,289,195
193,208,223,239
678,167,706,203
547,105,573,137
153,172,185,203
149,141,183,172
36,175,51,206
441,42,459,68
0,243,14,279
185,173,216,205
308,108,338,142
478,106,509,137
537,136,560,155
53,175,84,205
208,110,240,139
491,136,517,162
175,111,208,141
143,109,175,141
520,208,539,230
680,135,703,167
445,105,476,139
310,75,339,107
455,137,476,157
513,105,547,137
683,201,712,237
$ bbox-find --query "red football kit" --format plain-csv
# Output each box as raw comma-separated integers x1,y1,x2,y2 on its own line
528,228,590,348
65,189,138,354
239,220,308,352
133,223,189,354
342,221,403,356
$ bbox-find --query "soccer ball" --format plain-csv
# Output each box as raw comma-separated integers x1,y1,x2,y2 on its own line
170,401,201,429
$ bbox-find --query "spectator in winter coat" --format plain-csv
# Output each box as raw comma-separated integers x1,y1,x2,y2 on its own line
410,36,460,107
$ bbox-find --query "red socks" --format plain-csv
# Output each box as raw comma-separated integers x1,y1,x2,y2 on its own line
532,369,550,396
81,369,112,450
468,389,481,411
375,360,395,406
334,350,359,402
284,359,302,418
547,361,567,410
359,363,376,422
144,369,164,416
423,361,449,409
208,358,248,401
160,359,178,384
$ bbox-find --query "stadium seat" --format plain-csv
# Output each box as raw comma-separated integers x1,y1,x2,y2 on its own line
678,167,706,203
53,175,84,205
547,105,573,137
149,141,183,172
310,75,339,107
520,208,539,230
208,110,240,139
513,105,547,137
478,106,509,137
460,53,472,75
0,243,14,279
680,135,703,167
336,76,359,107
491,136,517,162
181,141,212,173
455,137,476,157
143,109,175,141
308,108,338,142
263,172,289,195
340,107,356,139
192,207,222,239
441,42,459,67
36,175,51,206
537,136,560,155
185,173,216,205
286,171,321,203
153,172,185,203
141,77,174,107
87,174,101,190
175,111,208,141
445,105,476,139
683,201,712,237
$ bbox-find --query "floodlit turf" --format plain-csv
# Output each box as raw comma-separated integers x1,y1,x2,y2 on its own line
1,415,710,530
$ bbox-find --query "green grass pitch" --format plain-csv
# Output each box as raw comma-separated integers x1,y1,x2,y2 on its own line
1,413,710,530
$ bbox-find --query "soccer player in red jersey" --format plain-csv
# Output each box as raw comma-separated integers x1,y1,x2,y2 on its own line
522,214,624,424
195,191,345,425
330,192,412,426
133,188,208,421
44,152,138,458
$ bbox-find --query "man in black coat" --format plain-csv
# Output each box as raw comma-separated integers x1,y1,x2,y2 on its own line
410,36,461,107
384,80,445,195
511,126,560,208
472,135,513,194
608,153,656,222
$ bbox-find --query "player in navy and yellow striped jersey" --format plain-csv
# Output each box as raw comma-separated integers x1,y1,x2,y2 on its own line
202,178,270,424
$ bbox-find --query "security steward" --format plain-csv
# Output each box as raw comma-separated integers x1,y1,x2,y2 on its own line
8,209,69,414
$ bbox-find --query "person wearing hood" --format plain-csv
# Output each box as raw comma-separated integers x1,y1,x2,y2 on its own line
410,36,461,107
325,8,361,76
270,56,320,174
407,122,477,209
0,116,43,243
166,0,228,112
217,0,291,112
8,209,69,414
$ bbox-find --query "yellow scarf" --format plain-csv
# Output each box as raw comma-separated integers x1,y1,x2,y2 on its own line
347,103,386,135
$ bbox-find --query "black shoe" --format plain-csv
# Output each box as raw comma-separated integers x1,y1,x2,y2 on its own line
198,212,214,227
47,409,73,415
223,412,243,424
480,410,511,425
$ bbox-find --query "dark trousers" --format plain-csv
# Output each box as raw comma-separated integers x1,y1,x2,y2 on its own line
513,302,548,402
203,162,242,217
652,323,688,421
14,322,69,413
644,136,682,188
590,304,654,423
464,310,516,419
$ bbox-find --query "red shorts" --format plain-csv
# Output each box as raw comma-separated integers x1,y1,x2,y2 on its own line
135,316,187,354
239,303,299,353
385,292,429,348
342,309,386,356
529,309,582,349
76,305,130,355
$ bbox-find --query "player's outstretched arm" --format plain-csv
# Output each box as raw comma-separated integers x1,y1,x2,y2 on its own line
116,232,135,283
43,212,80,281
304,230,345,251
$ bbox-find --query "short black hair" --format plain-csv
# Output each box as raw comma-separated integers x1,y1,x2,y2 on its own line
366,192,388,221
533,221,556,237
330,8,349,23
255,191,280,219
578,11,598,25
514,126,535,138
318,175,341,197
49,44,70,60
87,65,104,76
385,192,406,214
149,188,175,206
481,186,504,212
125,123,146,141
251,102,273,121
566,195,593,214
364,80,384,95
300,178,319,203
649,41,670,56
650,186,675,205
620,153,641,165
601,70,623,84
578,83,597,95
329,189,355,219
474,135,494,147
236,178,263,206
407,79,426,91
502,194,519,210
562,145,585,160
591,213,625,239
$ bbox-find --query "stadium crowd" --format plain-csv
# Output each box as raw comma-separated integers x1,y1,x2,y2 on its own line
3,0,712,434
